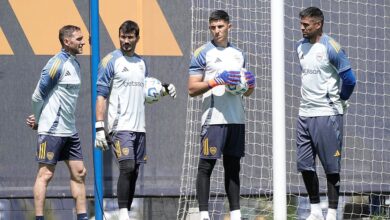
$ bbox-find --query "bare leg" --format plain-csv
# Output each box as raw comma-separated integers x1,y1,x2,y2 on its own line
34,163,55,216
65,160,87,214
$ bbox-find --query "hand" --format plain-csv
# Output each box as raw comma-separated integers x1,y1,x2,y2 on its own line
162,83,177,99
95,121,109,151
26,114,38,130
341,100,349,113
208,70,240,88
245,71,256,89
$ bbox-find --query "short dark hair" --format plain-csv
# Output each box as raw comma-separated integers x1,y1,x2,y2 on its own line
119,20,140,37
299,7,324,25
59,25,80,46
209,10,230,23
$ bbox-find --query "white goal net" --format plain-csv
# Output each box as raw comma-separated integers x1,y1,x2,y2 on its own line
178,0,390,219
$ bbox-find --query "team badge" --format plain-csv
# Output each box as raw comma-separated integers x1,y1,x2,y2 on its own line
209,147,217,155
122,148,129,156
47,152,54,160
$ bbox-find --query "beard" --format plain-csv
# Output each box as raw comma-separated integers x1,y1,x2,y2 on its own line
121,43,133,52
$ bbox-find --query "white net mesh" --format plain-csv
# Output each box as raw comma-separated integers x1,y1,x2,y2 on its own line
178,0,390,219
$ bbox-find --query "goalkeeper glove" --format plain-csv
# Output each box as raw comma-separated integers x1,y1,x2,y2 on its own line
341,100,349,114
162,83,177,99
245,71,256,89
208,70,240,88
95,121,109,151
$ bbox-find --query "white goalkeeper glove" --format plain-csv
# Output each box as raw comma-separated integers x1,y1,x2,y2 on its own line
341,100,349,113
161,83,177,99
95,121,109,151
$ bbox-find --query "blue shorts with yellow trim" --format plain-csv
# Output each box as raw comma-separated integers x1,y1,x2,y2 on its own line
36,133,83,165
110,131,147,164
200,124,245,159
296,115,343,174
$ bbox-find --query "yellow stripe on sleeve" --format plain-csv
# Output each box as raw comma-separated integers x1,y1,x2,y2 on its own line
101,54,113,68
49,58,61,79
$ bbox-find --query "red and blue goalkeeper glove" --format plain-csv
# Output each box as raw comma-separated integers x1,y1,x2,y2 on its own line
208,70,240,88
245,71,256,89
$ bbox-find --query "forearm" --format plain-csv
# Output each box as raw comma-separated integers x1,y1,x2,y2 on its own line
188,81,211,97
32,88,44,123
339,69,356,100
96,96,107,121
243,87,254,97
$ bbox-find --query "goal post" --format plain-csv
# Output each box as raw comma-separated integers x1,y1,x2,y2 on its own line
271,0,287,219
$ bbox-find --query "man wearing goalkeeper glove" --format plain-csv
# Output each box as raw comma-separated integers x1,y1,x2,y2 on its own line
26,25,88,220
188,10,255,220
296,7,356,220
94,20,176,220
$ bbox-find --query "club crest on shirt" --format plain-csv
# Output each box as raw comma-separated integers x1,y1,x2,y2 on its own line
47,152,54,160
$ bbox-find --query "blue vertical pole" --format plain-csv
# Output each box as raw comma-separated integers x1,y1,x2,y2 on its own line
90,0,103,220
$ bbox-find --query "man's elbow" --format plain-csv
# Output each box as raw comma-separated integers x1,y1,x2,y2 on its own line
188,89,198,97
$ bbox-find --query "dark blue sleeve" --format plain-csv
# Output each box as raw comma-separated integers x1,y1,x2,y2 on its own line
339,68,356,100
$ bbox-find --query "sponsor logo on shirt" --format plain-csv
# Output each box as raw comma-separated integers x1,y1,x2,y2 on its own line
302,68,321,76
122,81,144,87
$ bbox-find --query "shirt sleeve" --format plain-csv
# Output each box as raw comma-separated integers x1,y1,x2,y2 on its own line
189,46,206,75
31,57,63,122
327,38,351,73
97,54,115,98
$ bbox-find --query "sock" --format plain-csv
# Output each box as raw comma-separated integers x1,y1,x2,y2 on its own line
200,211,210,219
119,208,129,220
77,213,88,220
230,209,241,220
310,203,322,215
36,216,44,220
326,208,337,220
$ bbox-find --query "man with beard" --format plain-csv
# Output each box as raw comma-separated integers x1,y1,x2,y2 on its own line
94,20,176,220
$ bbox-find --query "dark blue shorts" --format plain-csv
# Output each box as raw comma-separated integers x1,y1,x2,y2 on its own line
110,131,146,164
36,133,83,165
296,115,343,174
200,124,245,159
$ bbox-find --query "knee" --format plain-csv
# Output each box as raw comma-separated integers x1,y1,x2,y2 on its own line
72,167,87,183
198,159,216,176
119,160,136,175
38,169,55,183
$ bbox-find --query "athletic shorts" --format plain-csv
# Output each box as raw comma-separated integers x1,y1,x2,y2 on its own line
200,124,245,159
110,131,147,164
296,115,343,174
36,133,83,165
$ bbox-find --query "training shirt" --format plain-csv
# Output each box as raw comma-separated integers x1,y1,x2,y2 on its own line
296,34,351,117
189,41,246,125
97,50,148,133
32,50,81,136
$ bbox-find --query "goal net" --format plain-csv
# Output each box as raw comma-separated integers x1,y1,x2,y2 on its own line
178,0,390,219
